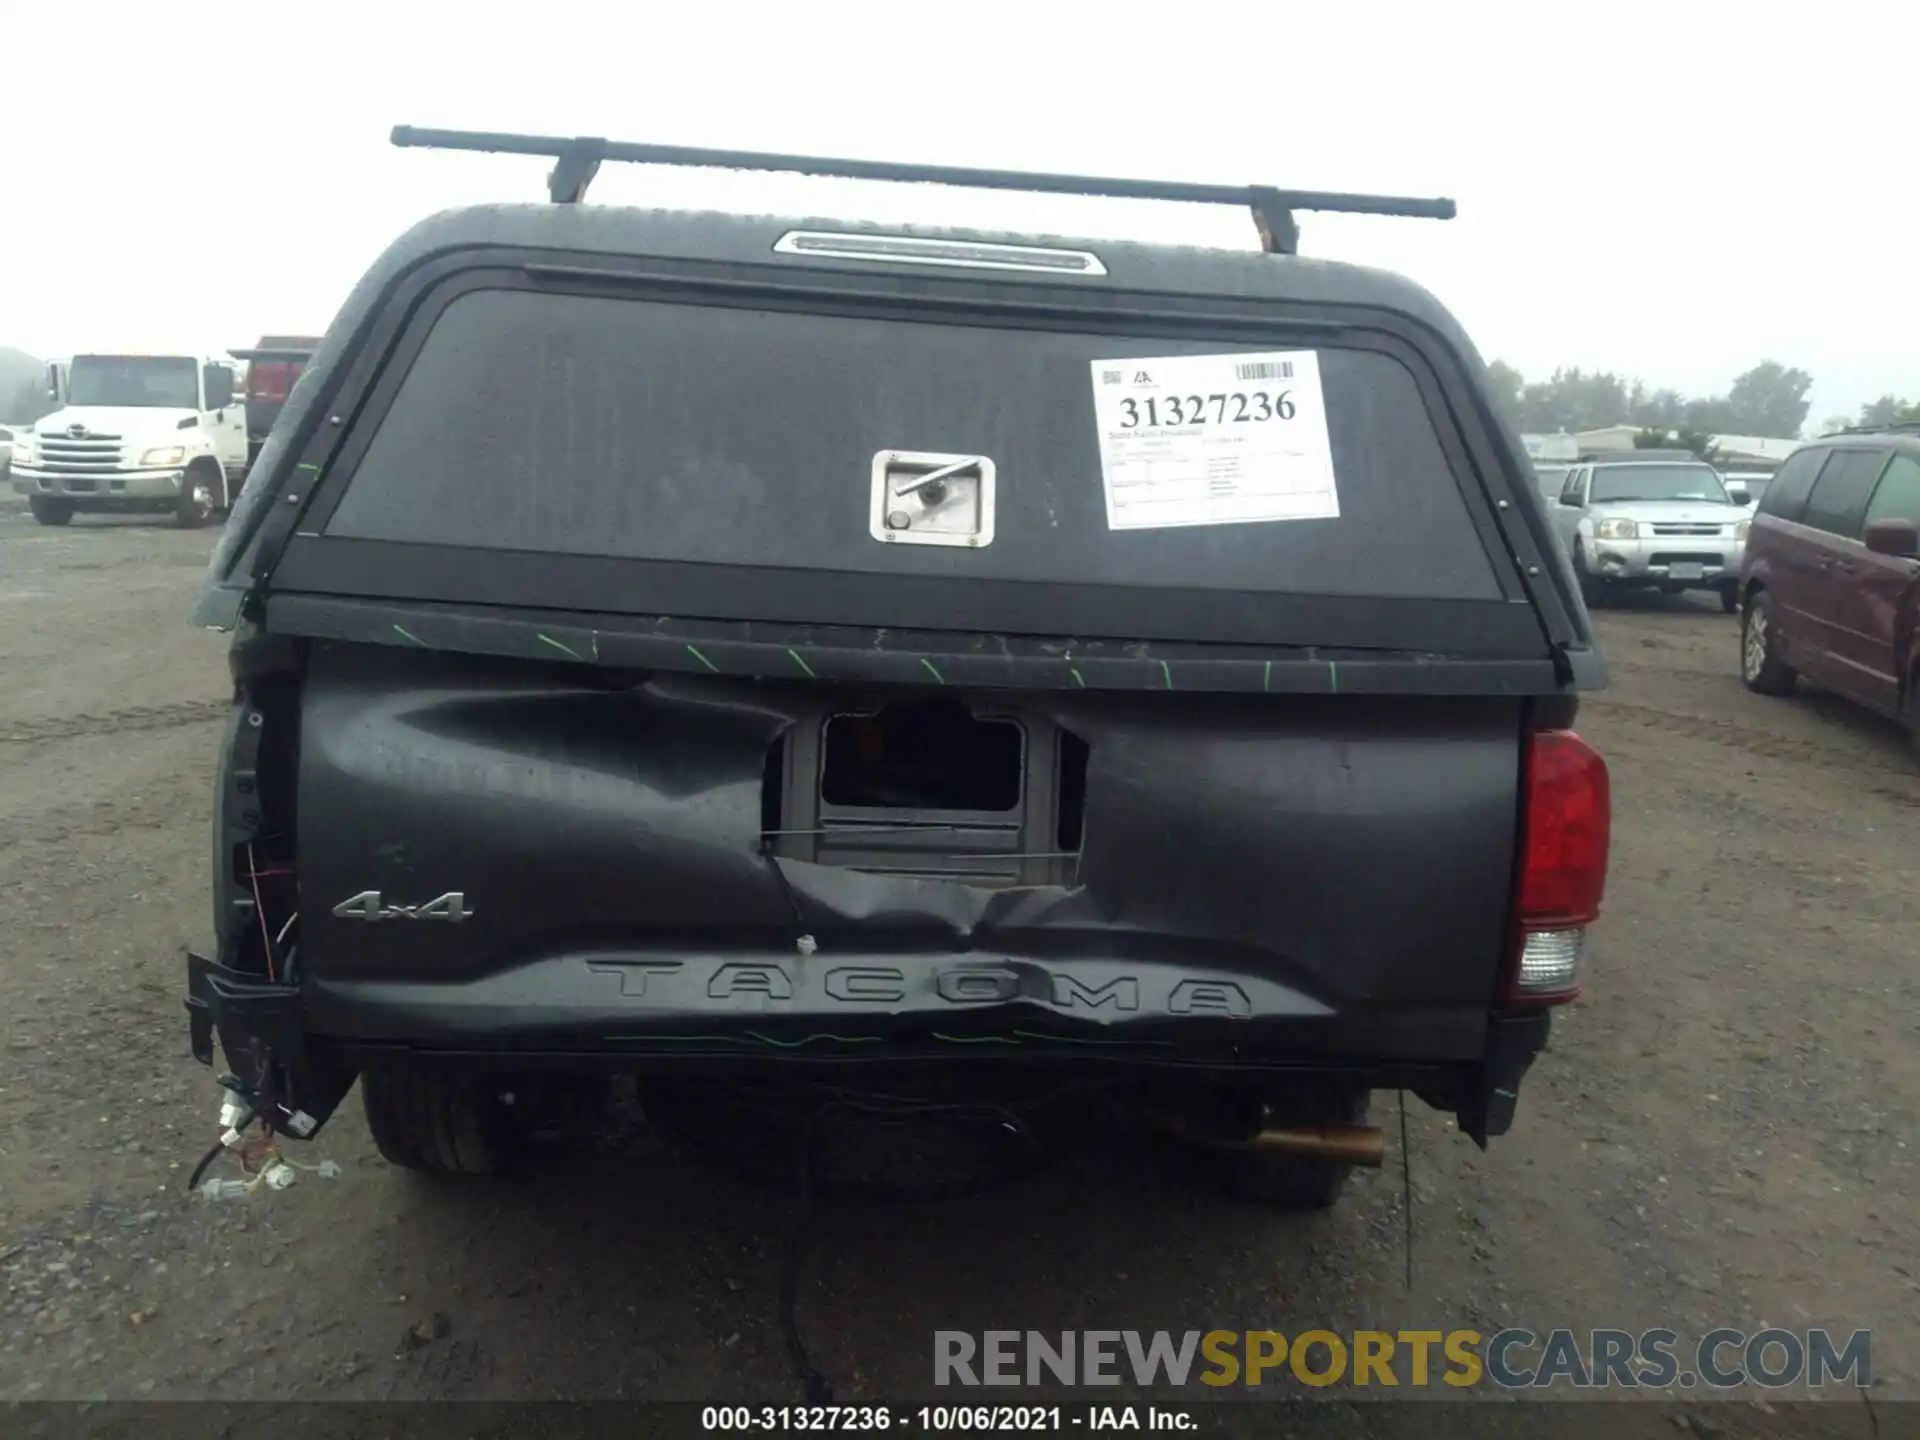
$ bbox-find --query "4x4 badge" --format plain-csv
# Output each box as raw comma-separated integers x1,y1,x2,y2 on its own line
331,891,473,922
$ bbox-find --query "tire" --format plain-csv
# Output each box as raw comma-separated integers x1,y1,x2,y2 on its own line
28,497,74,527
1572,543,1605,608
361,1066,526,1175
174,468,218,529
1741,589,1796,696
1219,1085,1371,1211
1904,670,1920,770
1718,582,1740,615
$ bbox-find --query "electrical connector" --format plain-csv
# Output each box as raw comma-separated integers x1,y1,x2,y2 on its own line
262,1162,297,1190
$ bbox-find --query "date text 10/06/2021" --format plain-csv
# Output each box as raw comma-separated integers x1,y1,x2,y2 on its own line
702,1407,1194,1432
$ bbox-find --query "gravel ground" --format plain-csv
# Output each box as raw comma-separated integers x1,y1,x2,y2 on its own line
0,501,1912,1436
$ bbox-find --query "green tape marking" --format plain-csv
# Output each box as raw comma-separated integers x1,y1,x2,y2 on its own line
787,647,817,678
1011,1029,1174,1048
390,624,424,647
635,1032,880,1048
1070,667,1086,689
685,644,720,673
294,462,321,474
743,1031,882,1048
1263,660,1273,692
920,657,946,685
536,632,583,662
1328,661,1341,694
1159,660,1174,690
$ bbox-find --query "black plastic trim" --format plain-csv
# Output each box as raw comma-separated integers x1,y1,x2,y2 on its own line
268,540,1548,655
1457,1008,1553,1147
265,592,1568,693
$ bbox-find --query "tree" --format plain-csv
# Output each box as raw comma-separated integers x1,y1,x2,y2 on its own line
1721,361,1813,438
1512,367,1635,434
1633,427,1721,464
1857,395,1920,428
1485,358,1819,439
1485,360,1524,424
0,347,49,424
0,379,37,423
1633,389,1689,430
1681,395,1738,434
1676,429,1723,464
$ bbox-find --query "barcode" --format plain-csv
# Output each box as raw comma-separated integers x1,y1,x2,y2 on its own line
1234,360,1294,381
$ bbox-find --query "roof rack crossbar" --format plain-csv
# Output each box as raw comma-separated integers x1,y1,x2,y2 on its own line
229,347,319,362
389,125,1456,255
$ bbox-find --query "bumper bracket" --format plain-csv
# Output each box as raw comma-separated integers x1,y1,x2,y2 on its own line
1456,1009,1552,1148
186,950,354,1137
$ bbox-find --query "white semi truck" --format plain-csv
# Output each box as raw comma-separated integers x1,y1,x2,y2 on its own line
9,352,250,527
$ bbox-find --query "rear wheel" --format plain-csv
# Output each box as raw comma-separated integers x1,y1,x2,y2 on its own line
28,497,74,527
361,1066,526,1175
1741,589,1796,696
1218,1084,1372,1211
174,469,218,529
1903,669,1920,770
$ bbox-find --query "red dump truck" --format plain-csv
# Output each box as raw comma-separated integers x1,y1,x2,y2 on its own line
229,336,322,471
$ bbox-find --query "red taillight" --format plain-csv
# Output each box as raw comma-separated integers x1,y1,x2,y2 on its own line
1503,728,1610,1005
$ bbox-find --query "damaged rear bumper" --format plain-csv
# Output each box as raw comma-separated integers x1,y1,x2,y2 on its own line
189,643,1561,1151
186,951,357,1138
186,945,1552,1146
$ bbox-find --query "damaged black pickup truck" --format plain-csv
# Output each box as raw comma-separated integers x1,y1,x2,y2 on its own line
185,128,1610,1211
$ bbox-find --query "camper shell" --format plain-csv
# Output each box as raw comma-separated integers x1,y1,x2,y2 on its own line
185,131,1609,1196
199,196,1597,679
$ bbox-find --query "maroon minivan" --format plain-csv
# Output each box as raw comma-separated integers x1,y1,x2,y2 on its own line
1739,425,1920,734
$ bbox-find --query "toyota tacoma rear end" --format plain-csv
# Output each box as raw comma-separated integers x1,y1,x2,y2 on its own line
183,128,1610,1209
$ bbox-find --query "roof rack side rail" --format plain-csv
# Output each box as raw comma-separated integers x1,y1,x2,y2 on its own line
389,125,1456,256
1821,421,1920,437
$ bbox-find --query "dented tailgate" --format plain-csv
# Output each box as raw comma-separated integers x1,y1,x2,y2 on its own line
293,644,1519,1061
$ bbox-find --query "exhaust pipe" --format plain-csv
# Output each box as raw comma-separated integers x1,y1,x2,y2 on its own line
1248,1124,1385,1167
1151,1115,1387,1167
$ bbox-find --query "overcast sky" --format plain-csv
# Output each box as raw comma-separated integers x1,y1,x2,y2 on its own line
3,2,1913,426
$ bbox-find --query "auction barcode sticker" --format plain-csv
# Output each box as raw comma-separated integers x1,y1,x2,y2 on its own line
1088,350,1339,531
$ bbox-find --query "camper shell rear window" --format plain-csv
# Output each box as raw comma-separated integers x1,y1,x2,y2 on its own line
319,287,1508,607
